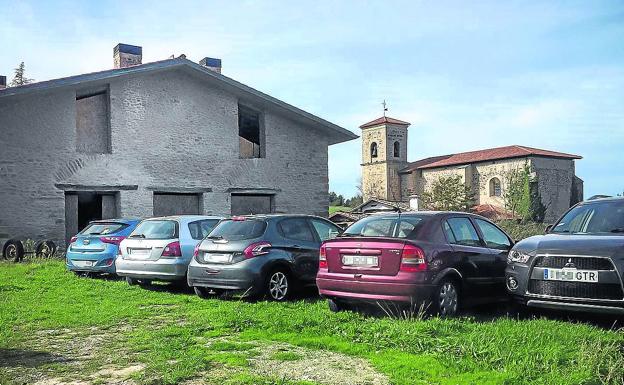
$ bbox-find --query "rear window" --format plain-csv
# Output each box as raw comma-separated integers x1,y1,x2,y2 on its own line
80,222,128,235
188,219,220,240
130,220,178,240
343,215,427,239
208,219,267,241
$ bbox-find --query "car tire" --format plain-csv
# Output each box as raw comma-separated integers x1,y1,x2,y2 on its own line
35,240,57,258
126,276,137,286
328,298,346,312
432,278,460,317
265,268,291,301
3,239,24,263
194,286,211,299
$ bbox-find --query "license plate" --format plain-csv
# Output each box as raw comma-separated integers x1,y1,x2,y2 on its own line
203,253,231,263
543,268,599,283
74,260,94,267
129,248,150,255
342,255,378,267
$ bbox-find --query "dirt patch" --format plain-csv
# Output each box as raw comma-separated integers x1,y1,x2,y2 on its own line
192,339,389,385
3,324,141,385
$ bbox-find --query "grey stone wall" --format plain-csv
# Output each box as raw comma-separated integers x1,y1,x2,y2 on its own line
0,69,330,249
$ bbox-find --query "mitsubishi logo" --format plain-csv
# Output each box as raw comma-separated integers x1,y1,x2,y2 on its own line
564,258,576,268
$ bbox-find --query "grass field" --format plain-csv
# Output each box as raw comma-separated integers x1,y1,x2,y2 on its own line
1,260,623,385
329,206,352,215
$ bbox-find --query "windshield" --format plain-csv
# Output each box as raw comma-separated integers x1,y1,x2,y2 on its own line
80,222,128,235
208,219,267,241
130,220,178,239
551,200,624,235
343,215,427,239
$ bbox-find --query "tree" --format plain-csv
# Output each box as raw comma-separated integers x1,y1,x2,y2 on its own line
420,175,474,212
10,62,34,87
503,162,547,222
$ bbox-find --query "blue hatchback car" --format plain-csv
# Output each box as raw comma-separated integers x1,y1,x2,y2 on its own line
66,219,140,275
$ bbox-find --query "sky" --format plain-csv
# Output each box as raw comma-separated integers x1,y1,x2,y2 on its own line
1,0,623,198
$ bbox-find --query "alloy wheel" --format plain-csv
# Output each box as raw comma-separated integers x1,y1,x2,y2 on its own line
438,281,458,316
268,271,289,300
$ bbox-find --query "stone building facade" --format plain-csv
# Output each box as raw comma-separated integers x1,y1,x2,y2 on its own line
360,116,583,222
0,44,356,250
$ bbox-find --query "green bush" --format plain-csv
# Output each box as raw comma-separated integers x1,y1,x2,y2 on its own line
495,220,547,242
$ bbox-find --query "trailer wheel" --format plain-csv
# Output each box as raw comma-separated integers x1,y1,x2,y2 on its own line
3,240,24,262
35,240,57,258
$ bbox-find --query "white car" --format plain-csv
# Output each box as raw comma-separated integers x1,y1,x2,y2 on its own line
115,215,223,286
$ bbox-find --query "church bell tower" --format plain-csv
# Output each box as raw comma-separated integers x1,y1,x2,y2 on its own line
360,115,410,202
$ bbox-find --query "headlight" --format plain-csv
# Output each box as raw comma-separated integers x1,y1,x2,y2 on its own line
508,250,531,264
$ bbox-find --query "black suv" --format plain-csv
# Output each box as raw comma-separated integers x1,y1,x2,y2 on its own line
506,197,624,315
187,215,342,301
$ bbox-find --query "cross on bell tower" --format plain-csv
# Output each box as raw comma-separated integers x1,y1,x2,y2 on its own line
359,106,410,202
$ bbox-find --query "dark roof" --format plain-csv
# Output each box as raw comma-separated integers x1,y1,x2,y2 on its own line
328,211,367,222
359,116,410,129
0,57,357,145
401,145,581,172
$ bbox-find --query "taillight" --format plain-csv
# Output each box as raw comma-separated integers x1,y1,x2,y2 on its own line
319,243,327,269
100,236,126,245
400,244,426,272
193,243,200,258
243,241,272,259
162,241,182,257
70,236,77,244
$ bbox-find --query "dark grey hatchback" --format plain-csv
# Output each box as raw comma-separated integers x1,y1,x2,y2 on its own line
187,215,342,300
507,197,624,315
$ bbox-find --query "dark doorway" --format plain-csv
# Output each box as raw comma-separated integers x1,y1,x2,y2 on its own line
65,191,119,244
231,194,273,215
77,192,102,230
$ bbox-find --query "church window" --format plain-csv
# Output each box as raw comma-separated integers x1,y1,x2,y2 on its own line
489,177,502,197
370,142,378,158
393,141,400,157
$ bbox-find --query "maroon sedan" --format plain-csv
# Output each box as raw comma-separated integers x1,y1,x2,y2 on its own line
316,212,513,316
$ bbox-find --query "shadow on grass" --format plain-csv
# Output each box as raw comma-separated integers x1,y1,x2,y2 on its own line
0,348,70,368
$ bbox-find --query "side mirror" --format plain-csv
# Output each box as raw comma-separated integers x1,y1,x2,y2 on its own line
544,224,553,234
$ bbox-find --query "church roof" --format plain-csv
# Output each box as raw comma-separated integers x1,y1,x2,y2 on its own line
360,116,411,129
400,145,582,172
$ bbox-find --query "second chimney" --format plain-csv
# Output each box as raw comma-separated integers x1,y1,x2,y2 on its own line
199,57,222,73
114,43,142,69
0,75,6,90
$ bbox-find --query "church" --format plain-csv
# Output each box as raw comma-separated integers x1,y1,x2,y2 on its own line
359,115,583,223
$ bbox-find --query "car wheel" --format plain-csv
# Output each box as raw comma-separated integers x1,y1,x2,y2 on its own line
328,298,346,312
126,276,137,286
3,240,24,263
194,286,211,299
433,279,460,317
266,269,290,301
35,240,57,258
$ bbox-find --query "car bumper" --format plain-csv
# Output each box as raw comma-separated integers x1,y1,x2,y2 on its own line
66,252,116,274
115,257,189,281
187,259,263,293
316,272,435,303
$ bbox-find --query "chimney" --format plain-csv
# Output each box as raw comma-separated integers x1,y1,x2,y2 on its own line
199,57,222,73
0,75,6,90
114,43,142,69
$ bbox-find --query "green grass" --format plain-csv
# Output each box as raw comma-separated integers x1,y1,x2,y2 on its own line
1,260,623,385
329,206,351,215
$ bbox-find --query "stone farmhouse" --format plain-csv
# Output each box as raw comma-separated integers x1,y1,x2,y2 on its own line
0,44,357,248
359,116,583,222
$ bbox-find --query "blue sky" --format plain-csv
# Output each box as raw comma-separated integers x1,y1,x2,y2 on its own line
2,0,623,198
